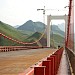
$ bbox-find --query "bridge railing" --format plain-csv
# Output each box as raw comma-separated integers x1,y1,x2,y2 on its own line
0,46,47,52
66,48,75,75
19,47,64,75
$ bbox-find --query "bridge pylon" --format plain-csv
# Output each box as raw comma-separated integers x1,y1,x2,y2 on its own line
47,15,68,47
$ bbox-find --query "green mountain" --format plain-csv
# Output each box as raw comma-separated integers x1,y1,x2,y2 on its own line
17,20,65,37
0,21,27,40
17,20,45,33
0,20,65,47
24,32,47,46
24,31,64,48
50,34,65,47
0,21,29,45
51,25,65,37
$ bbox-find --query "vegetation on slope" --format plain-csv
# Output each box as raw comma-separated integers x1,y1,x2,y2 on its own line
50,34,65,48
0,21,27,41
0,20,65,47
0,21,30,45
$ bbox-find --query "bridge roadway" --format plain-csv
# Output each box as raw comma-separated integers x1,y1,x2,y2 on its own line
0,48,56,75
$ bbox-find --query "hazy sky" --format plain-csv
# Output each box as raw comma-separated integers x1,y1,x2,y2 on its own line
0,0,74,26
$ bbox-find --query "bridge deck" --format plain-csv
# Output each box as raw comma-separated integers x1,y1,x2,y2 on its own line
0,48,56,75
57,50,71,75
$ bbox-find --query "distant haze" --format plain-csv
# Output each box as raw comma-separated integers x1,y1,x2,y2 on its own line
58,23,65,32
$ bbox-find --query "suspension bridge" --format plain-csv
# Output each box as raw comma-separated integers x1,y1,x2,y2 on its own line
0,0,75,75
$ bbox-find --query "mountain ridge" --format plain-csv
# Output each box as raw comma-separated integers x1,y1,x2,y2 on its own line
17,20,65,37
17,20,45,33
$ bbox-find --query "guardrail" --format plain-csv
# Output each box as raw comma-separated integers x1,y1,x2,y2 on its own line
19,47,64,75
66,48,75,75
0,46,47,52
